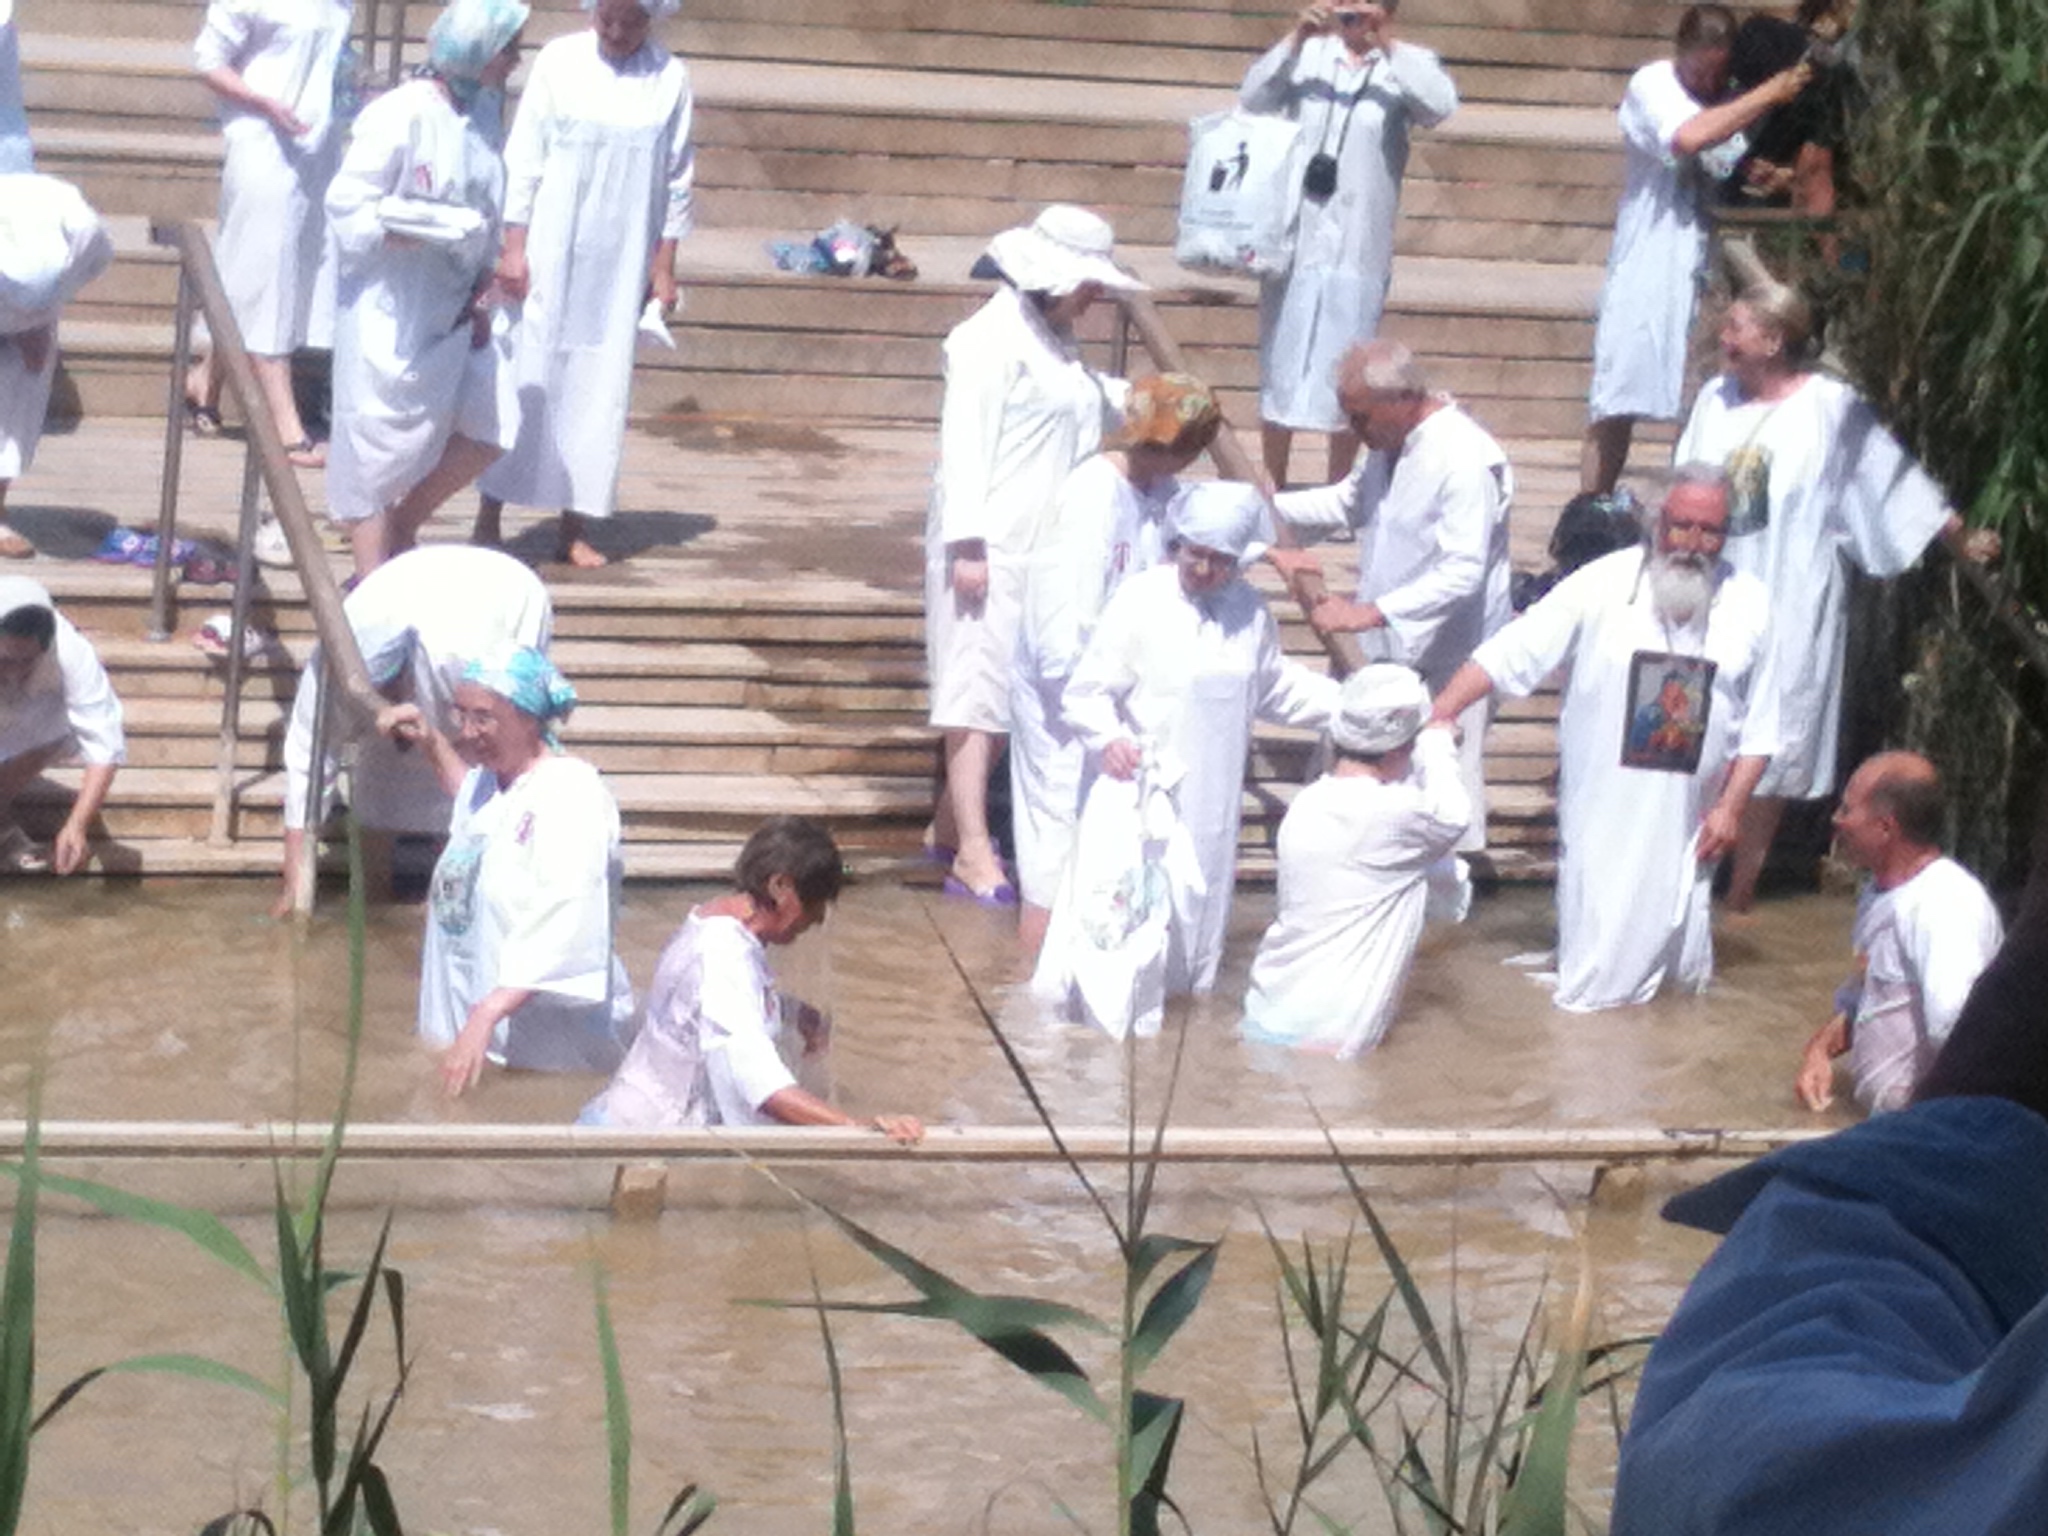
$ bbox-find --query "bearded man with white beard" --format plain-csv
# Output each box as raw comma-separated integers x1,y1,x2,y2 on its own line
1430,467,1779,1010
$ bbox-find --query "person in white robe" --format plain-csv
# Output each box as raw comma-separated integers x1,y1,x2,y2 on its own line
1010,372,1222,948
0,0,31,175
1581,5,1810,496
1240,2,1456,488
323,0,527,576
378,642,633,1095
1431,467,1780,1012
1269,339,1511,851
0,577,124,874
1240,664,1470,1057
1794,752,2003,1116
1056,481,1339,1008
580,816,922,1140
470,0,693,569
188,0,355,463
0,173,111,560
924,204,1139,903
276,543,551,912
1675,279,2000,910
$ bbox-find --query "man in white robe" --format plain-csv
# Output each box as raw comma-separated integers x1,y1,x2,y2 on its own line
1269,339,1511,850
1581,5,1811,495
1240,0,1456,487
1241,664,1469,1058
0,576,124,874
1795,752,2003,1116
1431,467,1780,1012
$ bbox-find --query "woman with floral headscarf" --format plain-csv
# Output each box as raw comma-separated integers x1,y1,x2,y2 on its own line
380,640,634,1095
325,0,528,576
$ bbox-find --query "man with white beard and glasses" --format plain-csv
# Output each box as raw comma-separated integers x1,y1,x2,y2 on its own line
1429,467,1779,1011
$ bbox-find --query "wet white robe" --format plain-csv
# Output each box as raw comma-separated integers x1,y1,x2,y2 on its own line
926,285,1119,734
194,0,353,356
1275,397,1511,846
281,544,552,833
1240,729,1470,1058
1843,858,2001,1113
0,175,110,480
1676,372,1952,799
1240,35,1457,432
1470,548,1779,1012
1062,565,1339,993
1009,454,1179,905
479,30,693,518
419,753,635,1072
0,4,31,175
0,581,124,767
1588,60,1710,423
324,79,506,524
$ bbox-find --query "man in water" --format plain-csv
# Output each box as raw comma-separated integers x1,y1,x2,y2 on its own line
1794,750,2002,1114
1429,467,1778,1010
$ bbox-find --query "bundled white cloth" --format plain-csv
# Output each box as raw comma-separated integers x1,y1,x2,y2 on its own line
374,193,488,247
1032,749,1205,1040
1176,107,1301,278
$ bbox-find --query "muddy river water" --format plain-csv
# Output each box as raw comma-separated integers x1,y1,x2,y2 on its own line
0,875,1861,1534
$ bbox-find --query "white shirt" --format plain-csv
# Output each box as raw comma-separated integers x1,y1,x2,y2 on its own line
1276,398,1513,685
1018,454,1180,685
1847,858,2003,1113
0,584,124,767
193,0,354,155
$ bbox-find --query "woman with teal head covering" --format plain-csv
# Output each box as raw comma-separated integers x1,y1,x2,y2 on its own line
378,639,634,1098
427,0,531,112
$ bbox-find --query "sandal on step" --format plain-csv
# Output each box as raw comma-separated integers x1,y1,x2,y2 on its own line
284,438,327,469
0,825,50,875
184,399,225,437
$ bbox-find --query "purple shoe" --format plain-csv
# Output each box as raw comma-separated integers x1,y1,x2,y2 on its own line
943,874,1019,908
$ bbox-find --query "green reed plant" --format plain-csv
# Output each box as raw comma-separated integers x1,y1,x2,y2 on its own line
595,1263,719,1536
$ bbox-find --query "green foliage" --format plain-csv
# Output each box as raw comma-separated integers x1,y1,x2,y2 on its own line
596,1263,719,1536
0,1109,39,1536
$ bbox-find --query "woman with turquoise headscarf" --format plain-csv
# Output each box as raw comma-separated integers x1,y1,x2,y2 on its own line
324,0,529,576
380,639,636,1096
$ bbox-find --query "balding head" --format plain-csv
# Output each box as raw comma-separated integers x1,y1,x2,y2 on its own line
1836,751,1946,876
1335,340,1436,453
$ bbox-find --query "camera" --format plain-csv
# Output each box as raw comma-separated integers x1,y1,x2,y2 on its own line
1302,151,1339,202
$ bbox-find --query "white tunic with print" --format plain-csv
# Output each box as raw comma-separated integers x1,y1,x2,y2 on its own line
1676,372,1952,799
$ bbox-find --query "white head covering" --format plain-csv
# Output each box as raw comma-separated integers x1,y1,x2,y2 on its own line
0,575,54,630
1167,481,1273,565
1330,665,1430,755
983,205,1145,296
579,0,682,16
428,0,530,80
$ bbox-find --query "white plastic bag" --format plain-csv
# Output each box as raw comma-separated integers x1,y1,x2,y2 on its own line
1175,108,1302,279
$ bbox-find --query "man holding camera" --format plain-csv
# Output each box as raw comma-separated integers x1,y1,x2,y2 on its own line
1240,3,1456,490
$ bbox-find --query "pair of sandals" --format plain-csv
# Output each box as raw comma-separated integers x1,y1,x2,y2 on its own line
185,400,325,467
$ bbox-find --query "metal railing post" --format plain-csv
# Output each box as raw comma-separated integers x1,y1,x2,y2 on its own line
208,443,264,844
148,267,197,642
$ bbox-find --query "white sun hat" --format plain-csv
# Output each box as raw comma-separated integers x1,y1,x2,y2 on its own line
983,205,1146,296
1167,481,1273,566
1330,664,1431,755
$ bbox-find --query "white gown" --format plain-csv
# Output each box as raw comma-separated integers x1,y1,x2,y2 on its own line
1240,729,1470,1058
1240,35,1457,432
479,30,693,518
281,545,552,834
1470,548,1779,1012
1675,372,1952,799
1275,397,1511,846
1008,454,1179,905
0,581,124,768
926,285,1120,734
1062,565,1339,993
419,754,635,1072
325,79,506,525
0,174,111,480
0,3,31,175
194,0,353,356
1588,60,1710,423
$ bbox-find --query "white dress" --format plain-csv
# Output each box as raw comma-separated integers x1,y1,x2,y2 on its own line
582,909,801,1129
1470,548,1779,1012
0,4,31,175
1675,372,1952,799
0,581,124,767
1240,35,1457,432
324,79,506,525
1240,729,1470,1058
478,30,694,518
1008,454,1179,905
194,0,353,356
1062,565,1339,993
281,545,552,833
418,754,635,1072
1275,398,1512,845
0,174,111,479
1588,60,1710,423
926,285,1120,734
1844,858,2002,1113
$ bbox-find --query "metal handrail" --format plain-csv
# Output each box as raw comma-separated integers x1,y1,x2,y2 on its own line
147,220,385,895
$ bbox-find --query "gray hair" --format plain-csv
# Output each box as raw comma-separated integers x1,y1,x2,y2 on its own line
1336,339,1431,400
1739,279,1818,362
1668,462,1732,498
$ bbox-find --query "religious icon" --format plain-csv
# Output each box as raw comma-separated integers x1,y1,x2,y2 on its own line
1621,651,1717,773
1725,443,1771,536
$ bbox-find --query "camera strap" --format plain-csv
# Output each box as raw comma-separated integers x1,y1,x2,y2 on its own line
1311,49,1379,166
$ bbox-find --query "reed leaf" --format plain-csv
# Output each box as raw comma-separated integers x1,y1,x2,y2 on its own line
1128,1241,1218,1375
655,1483,718,1536
0,1166,268,1292
595,1266,631,1536
1125,1391,1183,1536
810,1269,856,1536
33,1353,284,1432
0,1109,38,1536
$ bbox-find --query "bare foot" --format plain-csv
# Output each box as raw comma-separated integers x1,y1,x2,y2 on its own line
559,537,609,569
0,523,32,560
287,441,327,469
